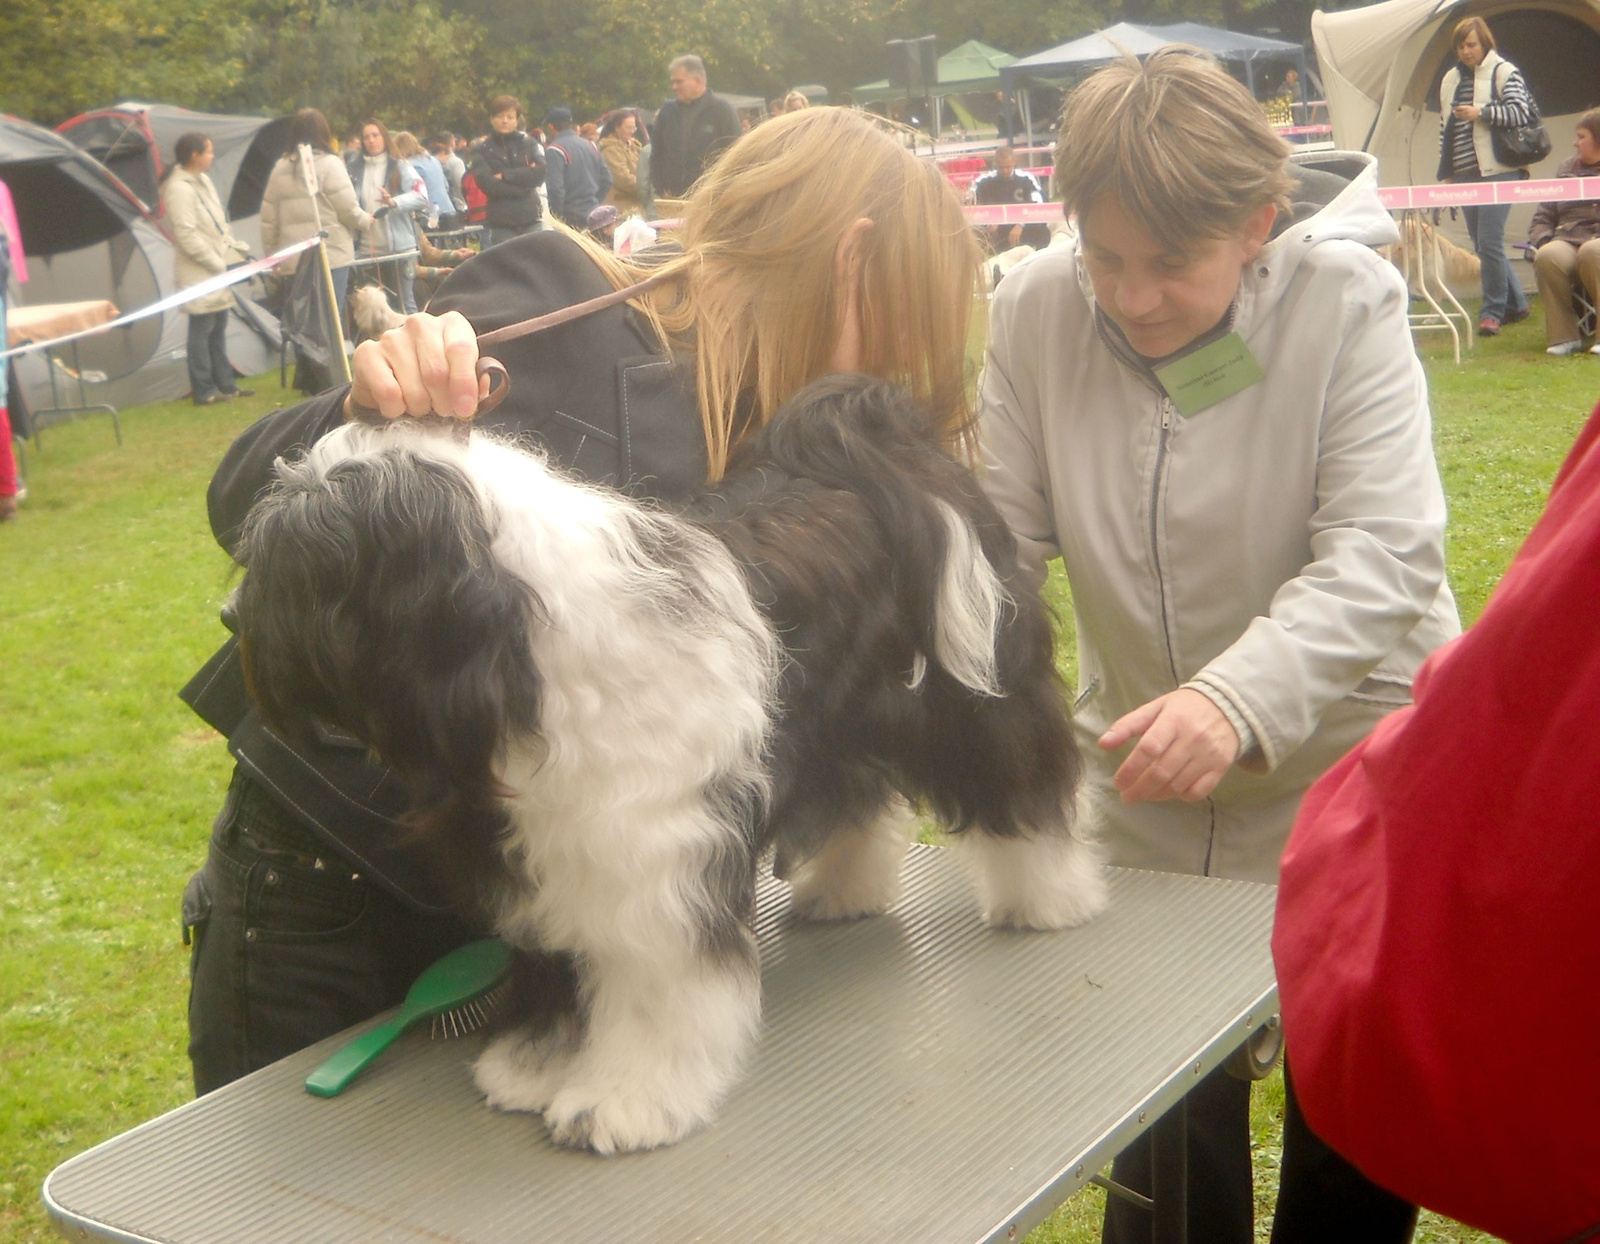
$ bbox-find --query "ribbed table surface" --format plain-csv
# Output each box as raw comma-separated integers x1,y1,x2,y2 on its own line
47,846,1277,1244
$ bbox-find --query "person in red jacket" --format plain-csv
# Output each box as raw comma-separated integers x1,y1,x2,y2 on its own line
1275,401,1600,1244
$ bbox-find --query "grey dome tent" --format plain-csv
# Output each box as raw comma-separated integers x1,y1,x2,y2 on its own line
1313,0,1600,181
1,114,276,412
57,102,292,254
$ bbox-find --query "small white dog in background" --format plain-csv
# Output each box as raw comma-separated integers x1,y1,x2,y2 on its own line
351,284,408,339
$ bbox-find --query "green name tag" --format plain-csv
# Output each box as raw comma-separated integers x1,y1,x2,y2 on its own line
1152,331,1265,417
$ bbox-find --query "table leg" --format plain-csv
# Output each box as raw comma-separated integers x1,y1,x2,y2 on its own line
1150,1091,1188,1244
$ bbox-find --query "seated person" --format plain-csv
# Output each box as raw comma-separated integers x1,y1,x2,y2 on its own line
1530,108,1600,356
969,144,1050,253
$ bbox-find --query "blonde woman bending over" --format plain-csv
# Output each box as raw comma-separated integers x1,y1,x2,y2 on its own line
183,107,983,1096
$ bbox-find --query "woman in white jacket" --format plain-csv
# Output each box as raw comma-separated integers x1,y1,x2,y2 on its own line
259,108,375,340
979,49,1458,1244
1436,15,1535,335
162,133,253,405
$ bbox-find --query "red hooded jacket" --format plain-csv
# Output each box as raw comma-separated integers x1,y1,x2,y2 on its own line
1275,403,1600,1243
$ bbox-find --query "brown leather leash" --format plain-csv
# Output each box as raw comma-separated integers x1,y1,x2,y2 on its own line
347,270,675,431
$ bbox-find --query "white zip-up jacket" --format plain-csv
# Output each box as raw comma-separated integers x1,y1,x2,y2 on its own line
979,152,1461,882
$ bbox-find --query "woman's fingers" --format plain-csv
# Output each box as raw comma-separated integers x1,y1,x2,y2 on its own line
350,338,405,417
405,314,454,416
439,312,482,418
1107,689,1240,804
1099,698,1165,750
380,324,433,416
347,311,480,420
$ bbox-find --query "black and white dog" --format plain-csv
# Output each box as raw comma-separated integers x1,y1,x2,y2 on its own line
234,375,1105,1154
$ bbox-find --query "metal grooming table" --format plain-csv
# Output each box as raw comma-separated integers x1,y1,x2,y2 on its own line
45,846,1277,1244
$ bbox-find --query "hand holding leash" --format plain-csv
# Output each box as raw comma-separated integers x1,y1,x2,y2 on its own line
346,310,500,424
344,273,672,428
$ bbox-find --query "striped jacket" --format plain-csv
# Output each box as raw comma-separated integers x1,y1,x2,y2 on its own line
1437,50,1534,179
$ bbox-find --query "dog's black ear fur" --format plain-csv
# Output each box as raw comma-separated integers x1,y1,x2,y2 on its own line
743,375,1033,678
733,375,1083,842
234,446,543,831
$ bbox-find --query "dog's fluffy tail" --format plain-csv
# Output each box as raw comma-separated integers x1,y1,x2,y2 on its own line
749,376,1007,698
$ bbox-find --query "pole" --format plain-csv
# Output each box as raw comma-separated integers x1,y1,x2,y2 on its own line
315,235,352,385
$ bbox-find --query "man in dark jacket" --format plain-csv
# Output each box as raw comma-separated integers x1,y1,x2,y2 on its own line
471,95,546,248
650,54,742,200
544,106,614,229
969,145,1050,254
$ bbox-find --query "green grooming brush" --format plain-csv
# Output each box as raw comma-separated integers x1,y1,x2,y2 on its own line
304,938,513,1097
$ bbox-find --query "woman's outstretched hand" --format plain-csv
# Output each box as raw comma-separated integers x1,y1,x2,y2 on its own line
1098,688,1241,804
344,310,486,421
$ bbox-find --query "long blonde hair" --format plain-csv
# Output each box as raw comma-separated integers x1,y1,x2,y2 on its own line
571,108,981,479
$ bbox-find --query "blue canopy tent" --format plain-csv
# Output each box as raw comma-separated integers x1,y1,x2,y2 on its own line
999,22,1309,146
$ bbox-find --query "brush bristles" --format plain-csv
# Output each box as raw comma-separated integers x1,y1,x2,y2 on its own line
430,979,513,1040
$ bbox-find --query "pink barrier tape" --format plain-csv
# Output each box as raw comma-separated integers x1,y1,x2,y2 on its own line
931,138,1055,158
0,236,325,363
1275,125,1334,136
963,177,1600,224
947,166,1053,190
964,203,1068,225
1378,176,1600,210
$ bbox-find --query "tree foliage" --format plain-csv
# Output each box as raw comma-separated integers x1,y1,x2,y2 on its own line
220,0,488,136
0,0,249,126
0,0,1313,135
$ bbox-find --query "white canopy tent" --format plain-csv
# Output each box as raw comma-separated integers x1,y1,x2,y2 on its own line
1313,0,1600,287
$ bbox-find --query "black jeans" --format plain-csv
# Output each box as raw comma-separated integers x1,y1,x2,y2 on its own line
1270,1057,1418,1243
1099,1059,1419,1244
184,771,476,1095
185,309,235,402
1102,1063,1256,1244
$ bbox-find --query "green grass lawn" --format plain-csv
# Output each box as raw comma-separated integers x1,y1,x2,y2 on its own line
2,303,1595,1242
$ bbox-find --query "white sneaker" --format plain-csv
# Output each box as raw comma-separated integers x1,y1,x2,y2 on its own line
1547,340,1584,356
1590,342,1600,355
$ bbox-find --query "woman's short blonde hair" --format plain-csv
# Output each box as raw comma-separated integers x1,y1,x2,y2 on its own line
1452,16,1497,52
1056,47,1295,252
572,107,981,479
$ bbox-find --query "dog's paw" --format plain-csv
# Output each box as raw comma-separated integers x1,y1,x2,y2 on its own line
473,1027,577,1114
786,804,912,921
543,1085,699,1155
964,827,1109,931
982,862,1108,930
788,863,904,921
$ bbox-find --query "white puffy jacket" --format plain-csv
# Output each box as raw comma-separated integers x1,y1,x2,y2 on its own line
979,152,1461,882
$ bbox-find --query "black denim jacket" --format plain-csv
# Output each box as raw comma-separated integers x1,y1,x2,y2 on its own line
183,231,707,910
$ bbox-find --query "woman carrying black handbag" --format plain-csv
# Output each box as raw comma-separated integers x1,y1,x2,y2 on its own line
1437,15,1546,336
